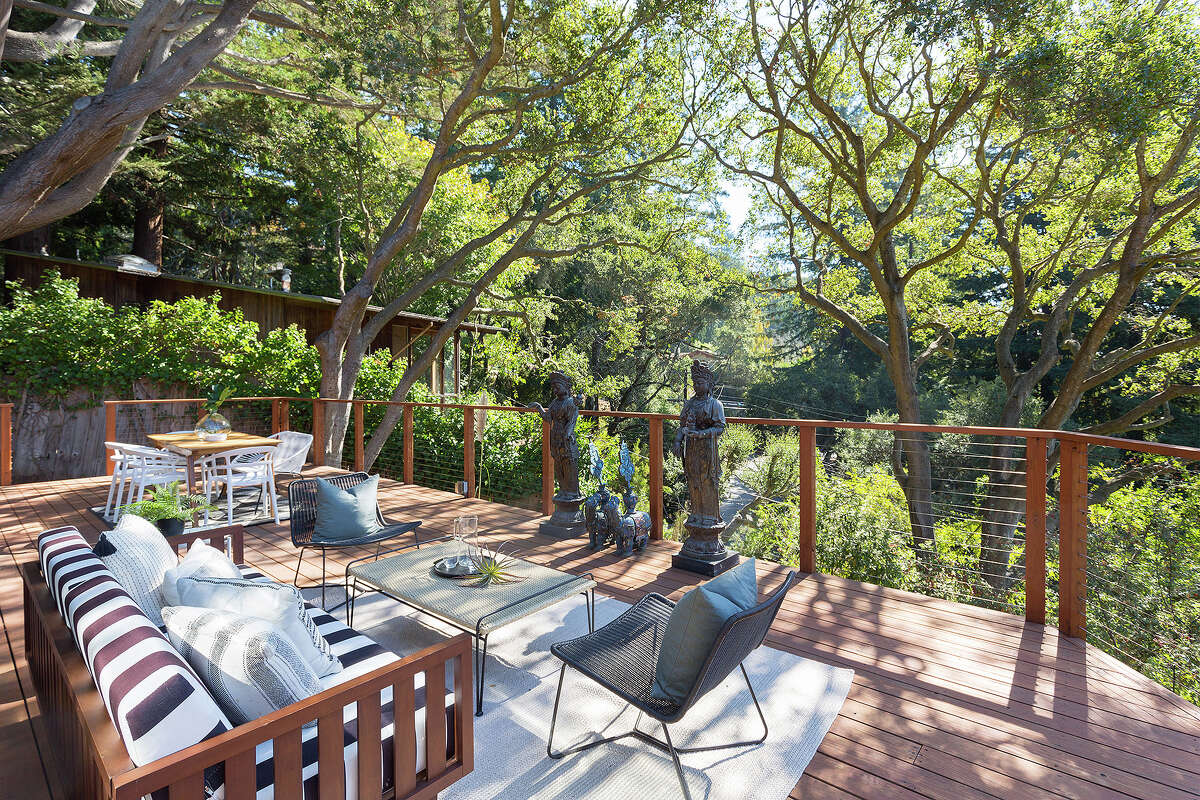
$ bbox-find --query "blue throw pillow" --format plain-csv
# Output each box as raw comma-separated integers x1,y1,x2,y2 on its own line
703,557,758,609
651,558,758,704
313,476,382,541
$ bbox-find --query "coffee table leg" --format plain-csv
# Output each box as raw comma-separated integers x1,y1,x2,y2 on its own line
474,634,489,717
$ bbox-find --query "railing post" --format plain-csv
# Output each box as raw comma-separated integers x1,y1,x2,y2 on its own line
402,404,414,484
541,417,553,516
463,407,475,497
0,403,12,487
1058,439,1088,638
649,416,664,539
279,399,290,432
797,425,817,573
271,399,289,434
1024,436,1048,625
105,400,117,476
311,399,325,467
353,402,365,472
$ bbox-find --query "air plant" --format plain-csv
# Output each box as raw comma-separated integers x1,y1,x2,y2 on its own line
467,540,526,586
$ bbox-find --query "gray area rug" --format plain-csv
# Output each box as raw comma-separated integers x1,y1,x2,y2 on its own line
341,587,853,800
88,487,290,530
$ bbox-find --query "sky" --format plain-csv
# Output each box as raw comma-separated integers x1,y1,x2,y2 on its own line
720,178,753,236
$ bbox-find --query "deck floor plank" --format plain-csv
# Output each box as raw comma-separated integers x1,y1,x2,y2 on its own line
0,470,1197,800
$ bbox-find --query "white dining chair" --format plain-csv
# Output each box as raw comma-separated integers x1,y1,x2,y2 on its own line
200,446,279,525
232,431,312,479
103,443,188,521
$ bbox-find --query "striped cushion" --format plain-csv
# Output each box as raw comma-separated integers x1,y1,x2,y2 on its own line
98,514,177,626
240,567,456,799
176,575,342,678
36,527,232,769
164,606,324,726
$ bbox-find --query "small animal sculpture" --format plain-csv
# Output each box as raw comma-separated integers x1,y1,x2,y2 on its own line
583,441,649,557
584,443,616,549
615,442,650,556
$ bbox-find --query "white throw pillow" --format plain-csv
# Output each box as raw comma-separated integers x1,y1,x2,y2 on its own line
97,514,176,626
163,540,242,606
162,606,322,726
176,575,342,678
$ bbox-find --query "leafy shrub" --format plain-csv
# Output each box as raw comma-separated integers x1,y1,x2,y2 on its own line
732,466,917,589
0,272,319,403
742,431,805,498
720,423,758,482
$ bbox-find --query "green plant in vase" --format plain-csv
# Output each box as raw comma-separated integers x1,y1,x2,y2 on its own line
121,482,217,536
195,385,235,441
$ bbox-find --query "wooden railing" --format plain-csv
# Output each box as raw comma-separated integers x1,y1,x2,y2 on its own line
98,395,1200,647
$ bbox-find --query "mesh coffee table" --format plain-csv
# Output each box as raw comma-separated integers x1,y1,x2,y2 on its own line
346,538,595,715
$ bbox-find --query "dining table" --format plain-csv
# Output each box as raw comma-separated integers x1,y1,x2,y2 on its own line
146,431,279,493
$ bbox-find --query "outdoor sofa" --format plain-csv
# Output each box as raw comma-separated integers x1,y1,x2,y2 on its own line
20,523,473,800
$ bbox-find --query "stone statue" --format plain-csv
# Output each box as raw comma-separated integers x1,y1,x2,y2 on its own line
530,371,586,537
671,360,738,575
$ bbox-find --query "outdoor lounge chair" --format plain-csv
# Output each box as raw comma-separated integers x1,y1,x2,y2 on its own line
546,569,798,799
288,471,421,608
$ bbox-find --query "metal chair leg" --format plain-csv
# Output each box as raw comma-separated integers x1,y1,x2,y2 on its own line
546,663,568,758
543,659,768,789
546,665,639,760
660,722,693,800
659,664,768,754
293,546,305,586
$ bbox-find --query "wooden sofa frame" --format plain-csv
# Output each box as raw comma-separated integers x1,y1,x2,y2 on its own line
21,525,474,800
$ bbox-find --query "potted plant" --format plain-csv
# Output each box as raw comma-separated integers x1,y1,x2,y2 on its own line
195,385,235,441
120,482,217,536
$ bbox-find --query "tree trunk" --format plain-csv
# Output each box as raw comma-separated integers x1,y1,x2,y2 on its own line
0,0,13,63
131,137,168,264
879,276,936,557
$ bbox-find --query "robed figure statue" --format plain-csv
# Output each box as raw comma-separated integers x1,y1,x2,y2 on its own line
671,360,739,575
530,371,586,536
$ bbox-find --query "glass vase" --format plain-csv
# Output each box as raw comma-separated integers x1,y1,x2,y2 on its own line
194,411,231,441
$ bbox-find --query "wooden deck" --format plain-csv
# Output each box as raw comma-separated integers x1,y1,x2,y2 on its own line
1,470,1198,799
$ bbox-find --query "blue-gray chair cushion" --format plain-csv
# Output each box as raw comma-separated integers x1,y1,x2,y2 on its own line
313,474,381,541
704,557,759,609
650,558,758,704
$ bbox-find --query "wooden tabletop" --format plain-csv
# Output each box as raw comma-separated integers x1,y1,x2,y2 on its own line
147,431,279,456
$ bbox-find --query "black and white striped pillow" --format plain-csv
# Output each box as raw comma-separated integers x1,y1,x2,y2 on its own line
96,514,177,626
162,605,324,726
237,568,456,799
175,575,342,678
36,528,232,772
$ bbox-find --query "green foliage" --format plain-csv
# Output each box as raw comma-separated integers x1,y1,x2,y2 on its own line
733,465,918,588
1086,465,1200,703
720,423,758,487
202,386,236,415
0,272,321,404
120,482,217,523
742,432,804,498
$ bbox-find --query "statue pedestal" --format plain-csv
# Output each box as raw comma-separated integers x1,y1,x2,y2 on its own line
539,492,587,538
671,519,739,576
